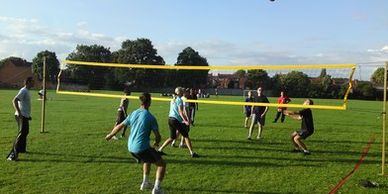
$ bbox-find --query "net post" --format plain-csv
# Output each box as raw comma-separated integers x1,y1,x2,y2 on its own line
40,56,47,133
382,61,388,176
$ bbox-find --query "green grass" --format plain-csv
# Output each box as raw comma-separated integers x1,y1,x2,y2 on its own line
0,89,387,194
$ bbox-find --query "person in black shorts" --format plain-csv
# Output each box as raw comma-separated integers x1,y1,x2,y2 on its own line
112,88,131,140
285,99,314,155
244,90,254,128
158,87,199,158
106,93,166,194
248,87,269,140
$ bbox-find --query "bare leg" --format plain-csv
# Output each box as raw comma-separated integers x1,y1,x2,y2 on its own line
155,159,166,181
248,115,256,138
244,117,250,128
294,135,308,151
291,132,299,148
257,123,263,139
184,137,194,154
158,138,174,151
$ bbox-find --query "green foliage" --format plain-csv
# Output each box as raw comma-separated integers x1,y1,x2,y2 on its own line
371,67,385,85
175,47,209,88
234,69,247,78
247,69,271,89
0,90,386,193
32,50,60,83
112,38,165,89
282,71,310,97
65,44,112,89
352,82,376,100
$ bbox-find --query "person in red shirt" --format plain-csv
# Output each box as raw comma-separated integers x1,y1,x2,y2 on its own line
273,91,291,123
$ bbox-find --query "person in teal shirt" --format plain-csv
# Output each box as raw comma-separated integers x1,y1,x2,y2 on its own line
106,93,166,194
158,87,199,158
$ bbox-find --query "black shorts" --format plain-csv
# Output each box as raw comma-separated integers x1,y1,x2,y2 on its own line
298,129,313,139
245,111,251,118
168,117,189,139
116,110,126,123
252,114,265,126
131,147,162,163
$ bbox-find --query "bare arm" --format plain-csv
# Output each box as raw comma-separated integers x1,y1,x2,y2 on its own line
152,130,161,147
284,110,302,120
13,97,21,117
105,122,125,140
178,105,189,125
261,106,269,117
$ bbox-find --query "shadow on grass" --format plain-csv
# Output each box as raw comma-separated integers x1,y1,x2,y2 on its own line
168,187,290,194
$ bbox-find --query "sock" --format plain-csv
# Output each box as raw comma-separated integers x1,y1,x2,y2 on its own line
143,174,149,183
154,179,161,189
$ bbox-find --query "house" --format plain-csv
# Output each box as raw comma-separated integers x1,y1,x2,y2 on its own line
0,57,34,88
208,73,249,89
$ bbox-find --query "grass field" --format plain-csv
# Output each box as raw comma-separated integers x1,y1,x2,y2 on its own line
0,89,387,194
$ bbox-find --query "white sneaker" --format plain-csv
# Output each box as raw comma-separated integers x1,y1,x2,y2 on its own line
152,187,164,194
140,182,153,190
112,136,119,140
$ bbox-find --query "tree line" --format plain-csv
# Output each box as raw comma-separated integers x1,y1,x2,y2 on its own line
1,38,385,100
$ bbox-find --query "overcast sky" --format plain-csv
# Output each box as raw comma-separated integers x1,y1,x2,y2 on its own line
0,0,387,79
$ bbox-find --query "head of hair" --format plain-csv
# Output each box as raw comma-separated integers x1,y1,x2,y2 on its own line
124,87,131,95
308,99,314,105
25,77,33,85
139,92,151,106
175,87,184,95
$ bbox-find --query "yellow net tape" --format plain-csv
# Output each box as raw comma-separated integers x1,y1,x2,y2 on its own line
57,60,356,110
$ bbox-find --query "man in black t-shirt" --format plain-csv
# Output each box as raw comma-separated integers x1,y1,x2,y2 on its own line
248,87,269,140
285,99,314,155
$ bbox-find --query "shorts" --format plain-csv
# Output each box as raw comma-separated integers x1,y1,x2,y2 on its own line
252,114,265,126
168,117,189,139
116,110,126,123
245,111,251,118
131,147,162,163
298,129,313,139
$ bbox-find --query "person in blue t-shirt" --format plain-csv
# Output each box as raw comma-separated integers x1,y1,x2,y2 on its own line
105,93,166,194
158,87,199,158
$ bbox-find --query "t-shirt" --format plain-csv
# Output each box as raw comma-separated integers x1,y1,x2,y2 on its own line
189,94,197,108
182,96,190,111
118,98,129,112
245,97,254,112
123,108,159,153
14,87,31,118
253,95,269,115
299,108,314,132
169,96,183,122
277,96,290,110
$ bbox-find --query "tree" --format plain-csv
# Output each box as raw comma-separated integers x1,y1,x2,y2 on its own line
32,50,60,83
175,47,209,88
247,69,270,89
282,71,311,97
66,44,112,89
112,38,165,89
371,67,385,85
234,70,246,78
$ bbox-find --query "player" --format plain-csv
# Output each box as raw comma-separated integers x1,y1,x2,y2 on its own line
284,99,314,155
158,87,199,158
106,93,166,194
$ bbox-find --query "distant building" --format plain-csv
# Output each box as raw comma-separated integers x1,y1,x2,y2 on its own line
208,73,249,89
0,57,34,88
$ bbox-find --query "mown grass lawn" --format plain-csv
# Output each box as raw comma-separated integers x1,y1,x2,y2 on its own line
0,89,387,193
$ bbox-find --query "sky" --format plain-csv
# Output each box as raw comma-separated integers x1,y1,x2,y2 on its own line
0,0,387,79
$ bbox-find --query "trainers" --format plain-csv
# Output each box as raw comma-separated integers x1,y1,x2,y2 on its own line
291,148,301,153
157,151,167,156
112,136,119,140
171,143,177,148
152,187,164,194
303,150,311,155
247,137,252,140
191,152,199,158
7,157,17,161
179,144,187,148
140,182,154,190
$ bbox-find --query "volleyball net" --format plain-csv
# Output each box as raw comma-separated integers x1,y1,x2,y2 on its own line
57,60,356,110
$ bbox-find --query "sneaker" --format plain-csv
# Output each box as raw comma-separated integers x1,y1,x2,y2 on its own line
291,148,301,153
191,152,199,158
140,182,154,190
112,136,119,140
7,156,17,161
157,151,167,156
256,136,261,140
152,187,164,194
303,150,311,155
171,143,177,148
247,137,252,140
179,144,187,148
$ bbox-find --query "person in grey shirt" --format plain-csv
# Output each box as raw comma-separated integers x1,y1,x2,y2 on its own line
7,77,34,161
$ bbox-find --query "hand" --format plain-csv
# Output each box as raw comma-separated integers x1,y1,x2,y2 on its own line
260,114,265,118
183,120,190,126
105,133,113,141
153,142,159,147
